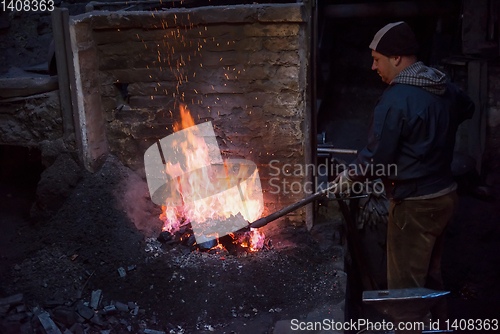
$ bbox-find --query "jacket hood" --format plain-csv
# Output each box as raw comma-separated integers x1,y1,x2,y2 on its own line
391,61,447,95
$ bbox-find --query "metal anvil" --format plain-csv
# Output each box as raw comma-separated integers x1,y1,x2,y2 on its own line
363,288,451,333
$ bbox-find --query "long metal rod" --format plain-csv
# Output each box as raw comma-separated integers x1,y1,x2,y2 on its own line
317,147,358,155
249,186,366,229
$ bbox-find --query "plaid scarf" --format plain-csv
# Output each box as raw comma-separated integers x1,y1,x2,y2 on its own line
391,61,447,95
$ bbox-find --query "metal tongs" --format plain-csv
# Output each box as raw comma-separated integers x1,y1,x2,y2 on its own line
238,183,367,232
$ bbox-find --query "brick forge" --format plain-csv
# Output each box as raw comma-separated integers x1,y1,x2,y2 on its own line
68,3,313,229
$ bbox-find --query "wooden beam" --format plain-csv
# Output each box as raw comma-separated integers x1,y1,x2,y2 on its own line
51,8,75,141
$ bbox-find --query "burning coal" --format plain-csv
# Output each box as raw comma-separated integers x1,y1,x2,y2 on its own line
145,104,265,252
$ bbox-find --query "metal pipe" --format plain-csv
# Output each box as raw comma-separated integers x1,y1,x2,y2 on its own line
250,193,366,229
317,147,358,155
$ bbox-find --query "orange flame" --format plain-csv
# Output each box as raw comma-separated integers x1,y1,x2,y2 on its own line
160,104,265,251
173,104,195,132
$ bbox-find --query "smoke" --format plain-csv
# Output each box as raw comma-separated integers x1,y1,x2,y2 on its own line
115,167,163,238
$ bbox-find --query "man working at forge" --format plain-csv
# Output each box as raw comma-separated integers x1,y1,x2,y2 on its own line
335,22,474,326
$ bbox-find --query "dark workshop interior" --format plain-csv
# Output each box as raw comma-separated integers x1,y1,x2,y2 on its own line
1,0,500,333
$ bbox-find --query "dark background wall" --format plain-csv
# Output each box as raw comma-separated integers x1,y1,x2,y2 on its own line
316,0,500,175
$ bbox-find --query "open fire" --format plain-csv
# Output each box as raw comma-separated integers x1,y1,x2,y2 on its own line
151,104,266,252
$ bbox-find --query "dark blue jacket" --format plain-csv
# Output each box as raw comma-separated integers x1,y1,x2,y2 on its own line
350,81,474,200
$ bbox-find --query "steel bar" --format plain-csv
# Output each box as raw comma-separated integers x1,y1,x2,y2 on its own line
249,187,366,229
317,147,358,155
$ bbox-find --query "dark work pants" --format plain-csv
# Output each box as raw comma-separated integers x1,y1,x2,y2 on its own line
387,191,458,333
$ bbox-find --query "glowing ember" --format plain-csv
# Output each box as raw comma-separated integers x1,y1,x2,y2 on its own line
159,104,265,251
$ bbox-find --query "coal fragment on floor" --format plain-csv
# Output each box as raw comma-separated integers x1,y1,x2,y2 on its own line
76,302,94,320
114,301,128,312
0,293,23,307
38,311,62,334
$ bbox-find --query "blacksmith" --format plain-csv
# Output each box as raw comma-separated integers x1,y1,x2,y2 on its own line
335,22,474,328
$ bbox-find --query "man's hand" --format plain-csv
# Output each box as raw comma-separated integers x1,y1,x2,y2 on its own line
333,169,353,195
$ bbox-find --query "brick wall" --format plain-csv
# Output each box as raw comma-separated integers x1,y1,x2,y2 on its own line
69,3,311,221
